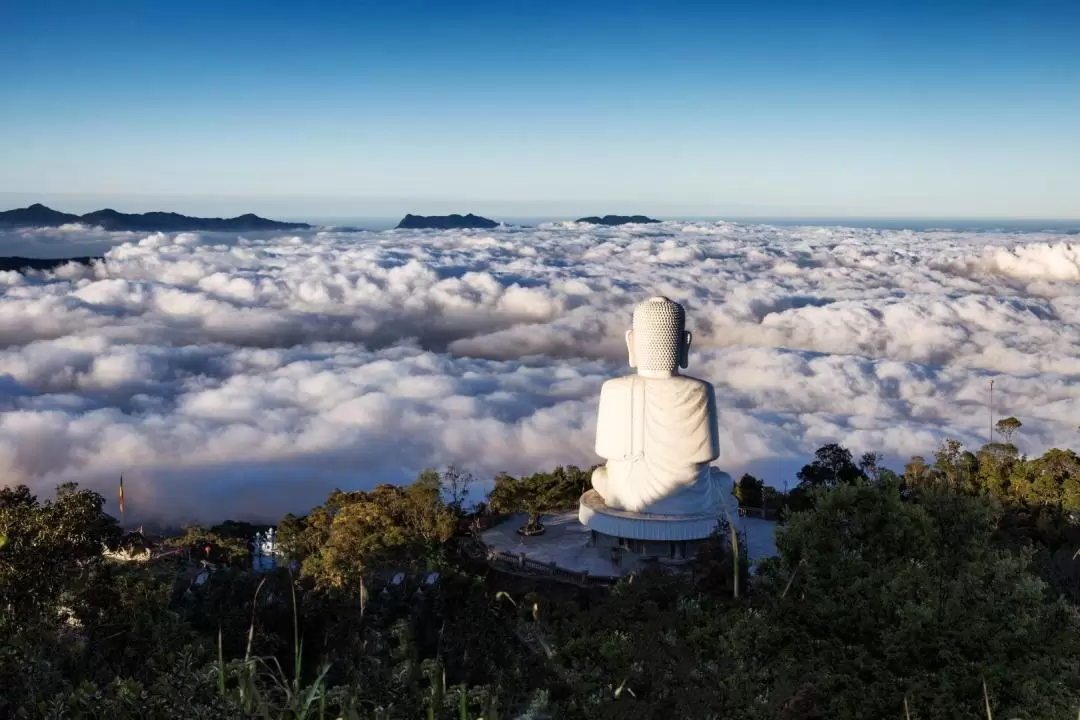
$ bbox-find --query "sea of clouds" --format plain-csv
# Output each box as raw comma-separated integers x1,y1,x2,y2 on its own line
2,220,1080,524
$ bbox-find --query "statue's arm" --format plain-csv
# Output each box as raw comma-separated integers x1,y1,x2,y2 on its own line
594,380,630,459
706,382,720,461
685,381,721,463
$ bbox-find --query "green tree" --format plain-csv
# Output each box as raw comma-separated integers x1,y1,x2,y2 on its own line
734,473,765,509
932,438,964,486
438,465,475,514
995,416,1023,444
166,524,252,566
210,519,265,543
1027,448,1080,508
299,474,457,591
796,443,866,489
275,511,312,562
903,455,932,490
762,485,784,515
487,472,528,516
0,483,120,624
974,443,1019,501
486,466,592,525
758,479,1080,718
858,451,883,481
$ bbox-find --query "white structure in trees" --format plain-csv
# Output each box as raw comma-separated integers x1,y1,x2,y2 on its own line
579,296,733,561
252,527,279,572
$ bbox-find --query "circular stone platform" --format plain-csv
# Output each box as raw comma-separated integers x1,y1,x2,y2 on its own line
578,489,723,542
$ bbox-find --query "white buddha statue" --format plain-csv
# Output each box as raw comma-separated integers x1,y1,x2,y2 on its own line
590,296,722,515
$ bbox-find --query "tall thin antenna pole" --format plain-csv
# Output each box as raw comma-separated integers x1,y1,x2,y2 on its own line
988,379,995,445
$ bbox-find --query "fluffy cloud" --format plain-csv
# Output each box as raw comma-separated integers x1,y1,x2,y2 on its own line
2,221,1080,524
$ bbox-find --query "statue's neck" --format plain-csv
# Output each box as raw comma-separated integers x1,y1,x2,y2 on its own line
636,369,678,379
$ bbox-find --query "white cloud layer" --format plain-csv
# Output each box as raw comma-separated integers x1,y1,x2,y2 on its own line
3,221,1080,523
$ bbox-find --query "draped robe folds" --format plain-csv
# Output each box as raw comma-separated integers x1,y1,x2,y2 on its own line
591,374,721,515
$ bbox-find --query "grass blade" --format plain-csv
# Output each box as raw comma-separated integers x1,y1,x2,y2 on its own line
217,625,226,698
718,503,740,599
291,568,302,683
781,559,804,599
246,575,268,660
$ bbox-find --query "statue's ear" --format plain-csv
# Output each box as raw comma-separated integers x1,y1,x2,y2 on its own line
625,329,636,368
680,331,691,368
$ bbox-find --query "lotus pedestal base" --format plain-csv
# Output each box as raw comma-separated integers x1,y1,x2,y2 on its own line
578,489,723,564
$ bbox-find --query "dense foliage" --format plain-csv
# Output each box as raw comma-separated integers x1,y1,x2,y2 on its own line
486,466,593,523
4,430,1080,718
276,473,457,591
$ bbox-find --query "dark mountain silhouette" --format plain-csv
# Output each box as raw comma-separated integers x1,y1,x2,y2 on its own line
0,256,101,273
396,213,499,230
576,214,661,226
0,204,311,231
0,203,81,227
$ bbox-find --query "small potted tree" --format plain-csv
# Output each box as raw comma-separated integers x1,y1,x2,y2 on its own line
516,491,546,536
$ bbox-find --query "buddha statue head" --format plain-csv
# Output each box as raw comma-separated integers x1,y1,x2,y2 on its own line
626,296,692,377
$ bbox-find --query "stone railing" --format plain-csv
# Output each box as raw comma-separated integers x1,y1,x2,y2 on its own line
484,548,620,587
456,533,620,587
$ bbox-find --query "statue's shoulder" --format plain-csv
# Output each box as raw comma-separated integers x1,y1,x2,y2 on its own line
603,374,714,395
669,374,714,393
601,376,637,389
599,375,635,400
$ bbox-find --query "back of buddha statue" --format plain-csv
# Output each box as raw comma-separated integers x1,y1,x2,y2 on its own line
595,374,719,464
588,295,722,513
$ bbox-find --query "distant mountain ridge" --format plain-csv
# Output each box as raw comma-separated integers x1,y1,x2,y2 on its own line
396,213,499,229
0,204,312,231
0,256,100,273
576,214,660,225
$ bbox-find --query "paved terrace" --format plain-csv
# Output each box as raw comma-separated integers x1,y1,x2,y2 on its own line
481,510,779,579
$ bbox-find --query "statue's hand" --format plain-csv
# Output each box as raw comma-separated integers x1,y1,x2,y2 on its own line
591,466,610,499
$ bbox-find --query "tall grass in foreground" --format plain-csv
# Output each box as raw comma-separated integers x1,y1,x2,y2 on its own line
205,570,1072,719
213,571,511,719
896,675,1059,720
717,503,739,599
213,572,339,719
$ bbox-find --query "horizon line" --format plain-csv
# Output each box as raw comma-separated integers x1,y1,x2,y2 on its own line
2,192,1079,223
4,202,1080,225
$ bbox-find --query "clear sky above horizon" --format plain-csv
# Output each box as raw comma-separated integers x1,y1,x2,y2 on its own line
2,0,1078,219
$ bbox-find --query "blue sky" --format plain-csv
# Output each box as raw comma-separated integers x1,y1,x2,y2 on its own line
2,0,1078,219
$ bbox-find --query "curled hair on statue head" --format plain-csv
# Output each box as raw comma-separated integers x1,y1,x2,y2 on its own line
630,296,687,376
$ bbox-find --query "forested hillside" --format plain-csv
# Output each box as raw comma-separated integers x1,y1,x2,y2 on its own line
3,428,1080,718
